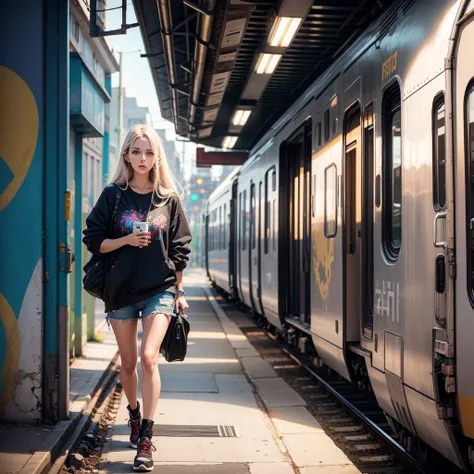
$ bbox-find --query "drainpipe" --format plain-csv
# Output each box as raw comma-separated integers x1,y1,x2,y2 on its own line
188,0,215,135
156,0,180,133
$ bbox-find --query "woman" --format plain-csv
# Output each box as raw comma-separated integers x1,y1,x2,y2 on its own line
83,124,191,471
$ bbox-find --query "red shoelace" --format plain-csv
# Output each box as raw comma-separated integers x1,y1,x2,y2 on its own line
128,418,140,437
137,437,156,456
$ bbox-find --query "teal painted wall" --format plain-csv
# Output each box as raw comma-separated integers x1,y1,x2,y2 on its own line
0,1,44,421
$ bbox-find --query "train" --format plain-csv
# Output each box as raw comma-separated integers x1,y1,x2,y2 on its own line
203,0,474,471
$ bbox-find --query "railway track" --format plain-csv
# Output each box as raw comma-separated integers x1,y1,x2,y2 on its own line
213,290,464,474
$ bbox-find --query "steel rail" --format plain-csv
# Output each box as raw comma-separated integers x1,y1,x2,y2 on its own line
266,332,430,474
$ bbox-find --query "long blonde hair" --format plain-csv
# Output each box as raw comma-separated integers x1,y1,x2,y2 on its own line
111,124,183,206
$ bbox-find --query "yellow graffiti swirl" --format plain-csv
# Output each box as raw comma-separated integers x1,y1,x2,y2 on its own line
0,294,20,411
0,65,39,211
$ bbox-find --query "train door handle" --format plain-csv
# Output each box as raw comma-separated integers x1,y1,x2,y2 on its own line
433,212,447,249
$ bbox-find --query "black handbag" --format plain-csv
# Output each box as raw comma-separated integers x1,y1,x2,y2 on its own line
160,309,190,362
83,185,121,300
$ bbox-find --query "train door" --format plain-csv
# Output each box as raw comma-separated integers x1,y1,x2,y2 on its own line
287,122,312,325
453,10,474,440
250,180,264,314
229,180,238,296
205,212,210,279
249,182,258,312
343,104,362,342
237,191,243,301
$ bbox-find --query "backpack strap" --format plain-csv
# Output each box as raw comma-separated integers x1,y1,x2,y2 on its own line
110,184,122,235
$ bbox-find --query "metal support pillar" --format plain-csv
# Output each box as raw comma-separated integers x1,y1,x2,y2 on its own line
74,134,85,350
44,0,70,422
103,74,112,187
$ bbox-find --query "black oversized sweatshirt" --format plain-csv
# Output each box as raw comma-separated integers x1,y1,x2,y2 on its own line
83,184,192,312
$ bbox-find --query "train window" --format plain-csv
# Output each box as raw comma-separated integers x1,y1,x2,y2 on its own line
467,84,474,304
333,117,338,135
433,94,446,210
316,122,322,146
251,184,256,249
210,210,213,252
264,168,274,254
363,103,374,335
224,203,227,250
242,190,247,251
221,205,224,250
324,164,337,237
273,199,277,252
239,193,243,251
324,110,330,142
272,170,276,191
214,209,217,251
218,206,221,251
382,83,402,261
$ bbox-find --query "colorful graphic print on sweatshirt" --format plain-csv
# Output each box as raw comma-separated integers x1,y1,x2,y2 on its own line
119,210,168,241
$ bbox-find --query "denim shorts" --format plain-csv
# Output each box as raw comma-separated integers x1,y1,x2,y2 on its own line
106,290,175,326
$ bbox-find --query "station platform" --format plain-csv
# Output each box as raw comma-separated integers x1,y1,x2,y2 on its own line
100,270,360,474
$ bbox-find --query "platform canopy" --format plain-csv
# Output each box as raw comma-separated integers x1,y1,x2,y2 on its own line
133,0,392,152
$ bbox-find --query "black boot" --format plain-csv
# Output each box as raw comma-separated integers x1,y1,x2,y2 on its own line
127,401,141,449
133,419,155,472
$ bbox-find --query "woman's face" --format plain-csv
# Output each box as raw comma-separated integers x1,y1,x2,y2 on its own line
127,137,155,176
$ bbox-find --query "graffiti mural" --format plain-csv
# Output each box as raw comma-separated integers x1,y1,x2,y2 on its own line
312,227,334,302
0,2,44,422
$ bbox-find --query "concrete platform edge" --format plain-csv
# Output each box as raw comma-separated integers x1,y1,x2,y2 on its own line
202,286,297,472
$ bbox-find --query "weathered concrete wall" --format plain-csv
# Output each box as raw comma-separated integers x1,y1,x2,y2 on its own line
0,1,44,422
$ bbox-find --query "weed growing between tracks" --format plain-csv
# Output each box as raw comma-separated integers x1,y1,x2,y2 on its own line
61,383,123,473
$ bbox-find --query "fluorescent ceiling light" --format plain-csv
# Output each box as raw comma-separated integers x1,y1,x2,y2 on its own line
268,17,302,47
232,109,252,126
223,136,238,149
255,53,282,74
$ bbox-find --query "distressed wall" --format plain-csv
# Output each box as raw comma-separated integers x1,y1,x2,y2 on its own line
0,1,44,422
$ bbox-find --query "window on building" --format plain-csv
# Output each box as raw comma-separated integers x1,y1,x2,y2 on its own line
433,94,446,210
70,15,80,44
324,164,337,237
382,83,402,260
96,158,101,200
84,153,91,196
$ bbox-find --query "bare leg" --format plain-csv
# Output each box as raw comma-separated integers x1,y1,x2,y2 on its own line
140,313,170,420
110,320,139,410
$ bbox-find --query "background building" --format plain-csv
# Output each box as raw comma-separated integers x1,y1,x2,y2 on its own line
69,0,119,359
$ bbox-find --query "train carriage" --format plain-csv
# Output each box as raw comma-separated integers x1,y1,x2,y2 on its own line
205,0,474,470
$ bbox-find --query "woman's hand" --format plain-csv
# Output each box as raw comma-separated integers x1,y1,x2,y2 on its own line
176,295,189,313
125,232,151,248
